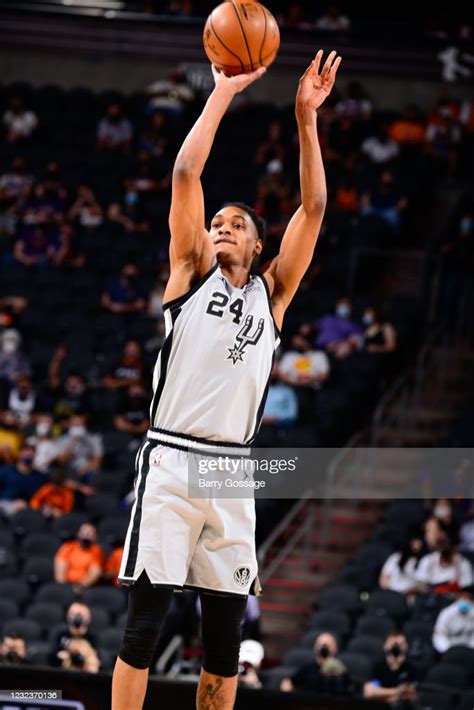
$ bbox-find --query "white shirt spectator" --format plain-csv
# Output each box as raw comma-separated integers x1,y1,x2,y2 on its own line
361,136,400,164
3,109,38,138
380,552,419,593
279,350,330,386
414,551,473,588
316,13,350,31
433,600,474,652
97,117,132,147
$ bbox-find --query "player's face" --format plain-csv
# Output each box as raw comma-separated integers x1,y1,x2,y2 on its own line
210,207,261,266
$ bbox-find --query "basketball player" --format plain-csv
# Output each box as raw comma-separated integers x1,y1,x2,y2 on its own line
112,49,341,710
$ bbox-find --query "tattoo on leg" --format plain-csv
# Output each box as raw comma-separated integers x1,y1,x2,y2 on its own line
197,677,235,710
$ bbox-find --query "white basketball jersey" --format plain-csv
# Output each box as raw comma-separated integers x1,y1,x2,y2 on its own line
149,263,280,447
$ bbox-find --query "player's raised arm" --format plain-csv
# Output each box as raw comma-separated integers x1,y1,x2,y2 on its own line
265,50,341,324
169,65,266,270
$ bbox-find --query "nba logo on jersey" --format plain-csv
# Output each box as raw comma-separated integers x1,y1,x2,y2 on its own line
151,451,162,467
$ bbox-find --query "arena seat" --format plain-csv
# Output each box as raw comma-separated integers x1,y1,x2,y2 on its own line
0,579,31,607
354,615,394,639
9,509,48,536
34,581,76,609
83,586,126,616
307,610,351,638
3,617,42,642
21,556,55,585
20,532,61,560
424,663,469,689
346,635,385,664
25,602,64,637
365,589,409,623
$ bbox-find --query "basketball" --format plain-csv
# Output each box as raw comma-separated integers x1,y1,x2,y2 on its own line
203,1,280,76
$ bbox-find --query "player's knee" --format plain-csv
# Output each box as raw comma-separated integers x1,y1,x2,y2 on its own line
200,593,247,677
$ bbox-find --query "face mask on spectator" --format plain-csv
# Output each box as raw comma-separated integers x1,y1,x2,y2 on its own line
386,643,403,658
460,217,473,233
458,599,472,614
318,644,331,659
36,422,51,437
125,192,138,206
362,312,374,325
70,613,87,628
69,425,86,438
78,537,93,548
19,455,34,467
336,304,350,319
66,382,85,396
434,504,450,519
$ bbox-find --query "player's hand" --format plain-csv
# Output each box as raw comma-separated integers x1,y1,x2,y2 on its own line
212,64,266,95
296,49,341,116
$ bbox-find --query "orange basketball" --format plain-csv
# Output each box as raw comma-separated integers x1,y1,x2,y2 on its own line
203,1,280,76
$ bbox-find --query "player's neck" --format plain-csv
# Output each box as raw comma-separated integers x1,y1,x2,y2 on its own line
218,263,251,289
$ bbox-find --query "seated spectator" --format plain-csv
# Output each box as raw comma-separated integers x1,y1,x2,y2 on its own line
139,111,169,159
56,223,86,269
423,515,445,551
13,225,61,267
279,335,330,387
315,297,363,358
7,375,36,427
364,631,418,706
335,81,372,121
432,584,474,652
30,467,74,518
414,534,473,594
0,632,28,665
316,3,351,32
430,498,460,540
281,632,351,695
425,99,461,176
97,103,132,153
144,317,166,354
58,637,100,673
258,366,298,443
22,181,66,224
104,545,124,587
54,523,104,589
359,170,408,234
55,413,103,482
114,383,150,435
460,508,474,552
238,639,264,689
361,123,400,165
362,307,397,354
0,410,23,462
147,278,165,320
333,176,358,213
0,444,46,516
0,293,28,329
50,601,98,666
379,536,425,594
102,264,147,315
44,352,93,422
0,157,32,237
3,96,38,144
389,105,425,146
105,340,147,390
0,328,32,396
145,68,195,117
68,184,103,233
107,191,150,235
38,161,68,206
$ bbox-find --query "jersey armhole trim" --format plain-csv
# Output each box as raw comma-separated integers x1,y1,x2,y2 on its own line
257,273,282,339
162,262,219,312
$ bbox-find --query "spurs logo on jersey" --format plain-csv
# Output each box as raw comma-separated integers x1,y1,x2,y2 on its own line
227,315,265,365
150,264,281,446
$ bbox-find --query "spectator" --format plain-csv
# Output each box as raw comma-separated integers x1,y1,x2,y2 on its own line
425,99,461,176
104,340,147,390
55,413,103,482
0,633,28,665
102,264,147,315
360,170,408,234
45,352,93,421
258,365,298,445
423,515,445,551
0,410,23,462
430,498,459,540
104,545,124,587
364,631,418,706
361,123,400,165
97,104,132,153
3,96,38,144
139,111,170,159
315,297,363,358
145,68,195,117
460,508,474,552
50,601,98,666
390,105,425,146
0,329,32,393
30,467,74,518
56,223,86,269
379,537,425,594
7,375,36,427
279,334,330,387
281,632,351,695
238,639,264,689
114,382,150,435
414,534,473,594
68,184,104,233
107,191,150,235
432,584,474,652
38,161,68,206
362,307,397,354
316,3,351,32
58,637,101,673
0,157,32,237
13,225,62,267
144,317,166,354
335,81,372,121
147,278,165,320
0,444,45,516
54,523,104,588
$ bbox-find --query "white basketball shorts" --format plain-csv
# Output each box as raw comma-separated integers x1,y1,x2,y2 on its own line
118,438,260,597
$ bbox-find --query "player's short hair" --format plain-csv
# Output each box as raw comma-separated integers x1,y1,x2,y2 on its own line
221,202,266,245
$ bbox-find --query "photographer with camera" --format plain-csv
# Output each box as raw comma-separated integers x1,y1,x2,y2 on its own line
57,637,100,673
49,601,98,667
280,631,351,695
0,633,28,665
364,631,418,708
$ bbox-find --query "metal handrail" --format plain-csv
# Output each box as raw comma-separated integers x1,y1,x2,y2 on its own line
370,374,409,447
155,634,183,675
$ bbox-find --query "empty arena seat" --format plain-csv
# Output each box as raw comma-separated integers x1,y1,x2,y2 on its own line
307,610,351,638
51,512,89,541
403,618,435,643
0,579,31,606
9,509,48,536
442,646,474,678
20,532,61,559
89,606,111,633
282,647,315,668
355,614,394,639
424,663,469,689
25,602,64,635
346,635,385,663
21,557,55,585
0,548,18,578
0,599,20,632
34,581,76,609
0,530,15,549
98,627,124,653
3,618,42,642
317,584,362,614
366,589,409,622
337,652,374,683
83,586,126,616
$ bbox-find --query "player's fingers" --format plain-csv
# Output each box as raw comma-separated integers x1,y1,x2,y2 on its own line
312,49,323,75
321,49,337,77
328,56,342,84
